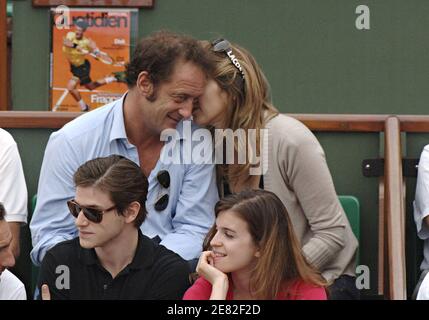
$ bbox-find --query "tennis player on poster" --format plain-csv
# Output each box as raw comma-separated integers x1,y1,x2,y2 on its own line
59,19,126,112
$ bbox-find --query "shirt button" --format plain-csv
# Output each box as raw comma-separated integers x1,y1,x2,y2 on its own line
103,284,108,290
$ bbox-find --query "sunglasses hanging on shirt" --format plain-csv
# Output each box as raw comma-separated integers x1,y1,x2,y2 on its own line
154,170,170,211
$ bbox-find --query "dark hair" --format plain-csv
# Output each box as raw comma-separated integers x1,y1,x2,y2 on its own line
73,155,148,228
74,19,88,31
203,189,327,299
125,30,213,91
0,202,5,221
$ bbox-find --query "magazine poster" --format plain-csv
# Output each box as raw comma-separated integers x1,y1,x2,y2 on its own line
50,8,137,112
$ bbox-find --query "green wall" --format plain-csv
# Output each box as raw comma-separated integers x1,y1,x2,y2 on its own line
12,0,429,114
8,0,429,298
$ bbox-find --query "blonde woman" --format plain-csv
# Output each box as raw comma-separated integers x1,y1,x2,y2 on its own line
192,39,359,299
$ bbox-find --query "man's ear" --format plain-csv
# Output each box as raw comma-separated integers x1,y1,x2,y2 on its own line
123,201,140,224
136,71,154,98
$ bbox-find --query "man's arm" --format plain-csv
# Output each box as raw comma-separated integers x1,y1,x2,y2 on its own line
63,37,75,48
160,162,218,260
30,131,80,266
425,216,429,229
87,39,98,53
8,222,22,258
37,251,70,300
62,33,95,55
74,38,99,55
63,32,77,48
0,132,28,259
415,145,429,238
281,125,350,270
149,255,191,300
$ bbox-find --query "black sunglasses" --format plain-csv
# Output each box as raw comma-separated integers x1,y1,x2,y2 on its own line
154,170,170,211
67,199,116,223
212,38,245,85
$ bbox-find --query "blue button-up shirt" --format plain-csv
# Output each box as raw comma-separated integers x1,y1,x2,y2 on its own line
30,95,218,265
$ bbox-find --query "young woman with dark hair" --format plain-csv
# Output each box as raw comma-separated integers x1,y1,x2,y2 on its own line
184,189,327,300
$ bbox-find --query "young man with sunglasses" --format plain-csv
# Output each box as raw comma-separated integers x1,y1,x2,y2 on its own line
30,31,219,269
37,155,190,299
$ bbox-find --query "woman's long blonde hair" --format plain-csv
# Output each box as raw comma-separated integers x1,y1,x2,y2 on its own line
202,40,279,190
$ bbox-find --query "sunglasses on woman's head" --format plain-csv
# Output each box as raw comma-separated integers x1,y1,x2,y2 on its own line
154,170,170,211
67,199,116,223
211,38,246,86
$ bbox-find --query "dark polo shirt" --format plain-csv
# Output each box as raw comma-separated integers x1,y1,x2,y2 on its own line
37,231,191,299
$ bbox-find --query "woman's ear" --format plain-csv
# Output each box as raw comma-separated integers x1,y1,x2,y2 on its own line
136,71,154,98
124,201,140,224
254,249,261,258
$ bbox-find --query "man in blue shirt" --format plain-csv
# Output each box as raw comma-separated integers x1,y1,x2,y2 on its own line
30,30,219,266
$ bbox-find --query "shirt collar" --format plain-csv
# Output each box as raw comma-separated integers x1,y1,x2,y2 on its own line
78,243,98,266
110,93,194,144
128,231,155,270
77,230,155,270
109,93,130,144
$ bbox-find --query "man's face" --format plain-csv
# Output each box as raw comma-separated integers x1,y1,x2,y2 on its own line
74,186,125,249
75,27,85,40
0,220,15,276
142,60,207,133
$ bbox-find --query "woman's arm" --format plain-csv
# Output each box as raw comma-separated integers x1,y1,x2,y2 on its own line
196,251,229,300
279,120,349,269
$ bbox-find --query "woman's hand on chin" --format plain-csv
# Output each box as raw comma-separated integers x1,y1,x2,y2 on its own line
196,251,229,299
